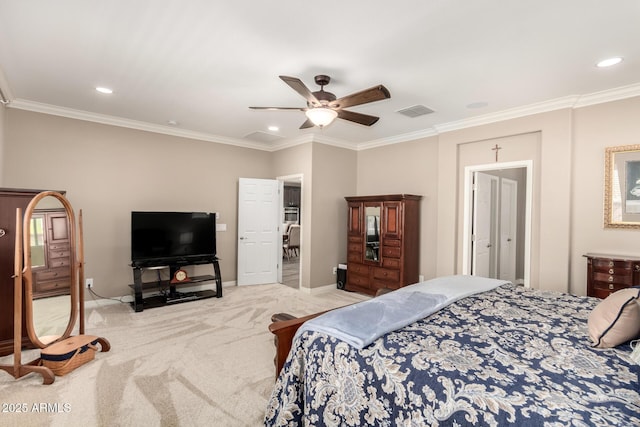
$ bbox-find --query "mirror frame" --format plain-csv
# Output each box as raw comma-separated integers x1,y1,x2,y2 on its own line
604,144,640,229
22,191,78,349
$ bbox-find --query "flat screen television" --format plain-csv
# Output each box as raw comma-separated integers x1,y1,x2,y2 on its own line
131,211,216,267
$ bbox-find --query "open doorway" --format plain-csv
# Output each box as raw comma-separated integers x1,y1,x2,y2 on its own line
278,174,302,289
462,161,532,287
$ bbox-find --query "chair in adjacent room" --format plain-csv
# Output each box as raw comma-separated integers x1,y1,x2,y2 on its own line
283,224,300,260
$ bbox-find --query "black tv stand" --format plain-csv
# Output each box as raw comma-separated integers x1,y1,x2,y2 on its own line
129,259,222,312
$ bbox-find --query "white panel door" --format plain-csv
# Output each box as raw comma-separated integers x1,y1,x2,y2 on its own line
237,178,279,286
472,172,498,278
499,178,518,282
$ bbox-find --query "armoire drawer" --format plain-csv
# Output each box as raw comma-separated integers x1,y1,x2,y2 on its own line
373,267,400,282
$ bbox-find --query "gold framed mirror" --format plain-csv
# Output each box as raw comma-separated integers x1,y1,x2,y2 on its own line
23,191,80,349
604,144,640,229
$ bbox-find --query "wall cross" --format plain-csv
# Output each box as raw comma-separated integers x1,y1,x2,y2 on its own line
491,144,502,162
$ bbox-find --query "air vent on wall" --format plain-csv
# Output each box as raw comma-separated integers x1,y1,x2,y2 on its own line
244,131,284,143
396,104,434,118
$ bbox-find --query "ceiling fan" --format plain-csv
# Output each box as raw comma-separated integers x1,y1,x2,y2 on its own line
249,75,391,129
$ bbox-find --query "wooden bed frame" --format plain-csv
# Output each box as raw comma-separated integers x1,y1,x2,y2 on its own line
268,311,325,378
268,288,391,377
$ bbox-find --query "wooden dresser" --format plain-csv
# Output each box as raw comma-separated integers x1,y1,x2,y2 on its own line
584,253,640,299
344,194,421,296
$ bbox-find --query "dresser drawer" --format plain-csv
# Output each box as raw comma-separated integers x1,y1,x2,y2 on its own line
35,267,70,281
49,248,71,259
592,259,634,270
49,242,69,251
373,267,400,282
36,278,71,293
592,280,631,293
48,257,70,268
592,272,633,286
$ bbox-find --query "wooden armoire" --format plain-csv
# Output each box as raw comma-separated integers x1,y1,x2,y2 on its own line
344,194,422,296
0,189,41,356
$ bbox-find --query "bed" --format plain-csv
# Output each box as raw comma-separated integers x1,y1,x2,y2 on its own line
265,277,640,426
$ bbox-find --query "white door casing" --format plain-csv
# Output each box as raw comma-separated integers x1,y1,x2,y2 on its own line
462,160,532,288
237,178,279,285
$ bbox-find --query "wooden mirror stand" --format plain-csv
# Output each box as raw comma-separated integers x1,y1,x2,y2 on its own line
0,191,109,384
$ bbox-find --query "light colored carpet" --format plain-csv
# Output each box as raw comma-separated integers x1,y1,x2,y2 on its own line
0,283,368,427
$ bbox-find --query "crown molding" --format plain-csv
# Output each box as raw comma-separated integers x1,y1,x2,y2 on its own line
573,82,640,108
7,81,640,153
355,82,640,150
7,99,271,151
356,127,439,151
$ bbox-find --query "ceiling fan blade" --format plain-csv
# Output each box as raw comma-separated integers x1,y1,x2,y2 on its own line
337,109,380,126
279,76,321,107
249,106,306,111
299,118,315,129
330,85,390,109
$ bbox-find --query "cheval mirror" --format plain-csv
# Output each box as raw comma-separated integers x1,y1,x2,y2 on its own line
0,191,108,384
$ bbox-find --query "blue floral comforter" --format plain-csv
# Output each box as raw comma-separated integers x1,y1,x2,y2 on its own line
264,285,640,426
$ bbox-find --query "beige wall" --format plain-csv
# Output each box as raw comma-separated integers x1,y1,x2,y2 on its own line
570,97,640,294
457,133,541,286
3,109,271,297
436,109,573,293
356,137,440,280
310,143,357,288
271,142,358,290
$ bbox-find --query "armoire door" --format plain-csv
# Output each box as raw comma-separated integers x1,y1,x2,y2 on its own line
0,189,40,356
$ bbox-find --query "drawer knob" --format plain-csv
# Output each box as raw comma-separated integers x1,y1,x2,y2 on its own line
609,261,614,267
636,265,640,272
609,268,614,274
608,276,614,282
609,283,614,290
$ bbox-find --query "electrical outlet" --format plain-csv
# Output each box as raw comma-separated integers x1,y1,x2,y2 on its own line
332,267,337,275
85,278,94,288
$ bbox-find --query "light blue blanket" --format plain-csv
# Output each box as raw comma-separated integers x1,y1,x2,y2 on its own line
296,275,510,349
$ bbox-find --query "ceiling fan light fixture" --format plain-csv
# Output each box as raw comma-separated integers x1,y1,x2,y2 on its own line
305,107,338,127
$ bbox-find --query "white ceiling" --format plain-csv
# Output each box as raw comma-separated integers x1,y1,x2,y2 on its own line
0,1,639,151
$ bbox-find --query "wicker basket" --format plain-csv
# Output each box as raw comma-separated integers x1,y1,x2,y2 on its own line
41,335,99,376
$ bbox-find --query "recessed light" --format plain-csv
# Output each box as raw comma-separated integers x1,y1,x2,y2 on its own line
268,126,279,132
596,57,623,68
95,87,113,94
167,120,179,126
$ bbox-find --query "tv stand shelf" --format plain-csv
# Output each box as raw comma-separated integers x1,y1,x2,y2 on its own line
129,260,222,312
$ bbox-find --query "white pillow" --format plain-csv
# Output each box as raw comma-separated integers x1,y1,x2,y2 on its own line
588,287,640,348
